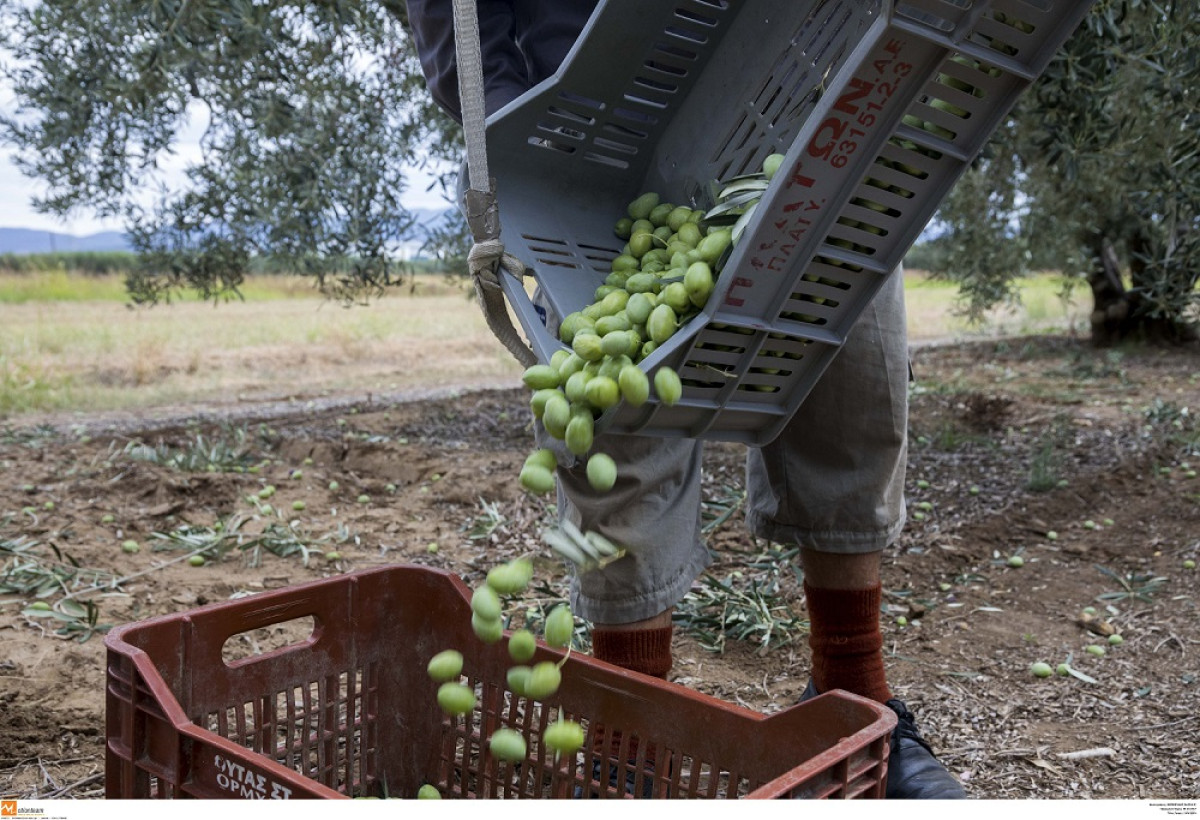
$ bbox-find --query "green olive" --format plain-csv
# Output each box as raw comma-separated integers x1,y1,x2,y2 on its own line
618,364,650,406
508,628,537,663
586,454,617,493
544,604,575,648
471,613,503,644
627,192,660,221
489,728,528,762
543,720,586,757
654,367,683,405
646,304,678,345
506,665,532,697
525,448,558,472
436,682,476,716
525,661,562,700
487,558,533,595
471,585,502,620
427,649,464,682
684,261,714,308
520,464,556,494
565,413,594,457
584,376,620,411
762,153,785,180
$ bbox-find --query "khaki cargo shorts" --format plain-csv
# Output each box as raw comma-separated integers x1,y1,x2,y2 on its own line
535,270,910,625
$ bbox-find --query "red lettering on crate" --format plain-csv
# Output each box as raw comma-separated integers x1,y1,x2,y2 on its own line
806,38,912,170
786,168,816,190
723,276,755,307
748,196,826,277
832,77,875,116
742,38,916,291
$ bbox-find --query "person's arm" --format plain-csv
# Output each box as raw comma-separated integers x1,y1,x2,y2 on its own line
404,0,533,123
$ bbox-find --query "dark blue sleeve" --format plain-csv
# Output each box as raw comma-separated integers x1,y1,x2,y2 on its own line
513,1,598,87
405,0,535,123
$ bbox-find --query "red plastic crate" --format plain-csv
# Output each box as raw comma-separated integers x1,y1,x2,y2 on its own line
105,565,895,799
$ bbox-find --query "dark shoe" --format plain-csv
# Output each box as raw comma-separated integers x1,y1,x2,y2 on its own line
800,681,966,799
576,758,656,799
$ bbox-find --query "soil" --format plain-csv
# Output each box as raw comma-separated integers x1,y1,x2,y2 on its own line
1,335,1198,800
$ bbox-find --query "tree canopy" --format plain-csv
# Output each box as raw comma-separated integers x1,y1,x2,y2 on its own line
930,0,1199,343
0,0,461,302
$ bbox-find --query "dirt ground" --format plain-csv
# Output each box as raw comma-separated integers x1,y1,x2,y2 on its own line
1,335,1198,800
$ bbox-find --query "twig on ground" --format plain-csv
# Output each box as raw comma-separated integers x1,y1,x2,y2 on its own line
1056,747,1116,761
1134,716,1198,731
45,772,104,799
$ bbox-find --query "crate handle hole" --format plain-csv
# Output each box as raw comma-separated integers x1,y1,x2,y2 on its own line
220,615,318,667
547,106,596,126
674,7,720,28
643,58,689,78
529,136,577,154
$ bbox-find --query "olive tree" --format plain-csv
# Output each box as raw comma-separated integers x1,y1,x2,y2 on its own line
932,0,1199,344
0,0,461,302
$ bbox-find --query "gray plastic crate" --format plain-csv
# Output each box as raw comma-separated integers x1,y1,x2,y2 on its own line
487,0,1093,445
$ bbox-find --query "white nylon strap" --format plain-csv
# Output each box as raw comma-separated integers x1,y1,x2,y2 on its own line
451,0,537,368
469,240,537,368
452,0,490,194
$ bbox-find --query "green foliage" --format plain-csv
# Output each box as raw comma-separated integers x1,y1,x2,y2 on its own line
1094,563,1167,603
0,0,463,303
122,425,266,473
1026,415,1073,492
419,211,472,277
0,532,117,599
903,240,953,272
932,2,1200,340
700,484,746,535
151,515,351,569
1143,397,1200,457
930,147,1028,323
0,356,65,414
2,531,117,642
673,562,806,655
0,251,140,275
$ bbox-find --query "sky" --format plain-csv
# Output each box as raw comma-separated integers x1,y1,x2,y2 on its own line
0,87,454,236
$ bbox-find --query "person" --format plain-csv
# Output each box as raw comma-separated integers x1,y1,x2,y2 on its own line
405,0,967,800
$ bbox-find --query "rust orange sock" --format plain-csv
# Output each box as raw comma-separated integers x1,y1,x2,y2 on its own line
804,582,892,704
591,624,673,678
591,625,672,763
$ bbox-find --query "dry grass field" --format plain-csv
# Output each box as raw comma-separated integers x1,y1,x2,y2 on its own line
1,270,1088,421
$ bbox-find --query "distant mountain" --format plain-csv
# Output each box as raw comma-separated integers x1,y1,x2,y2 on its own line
411,206,454,225
0,207,455,256
0,227,132,254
